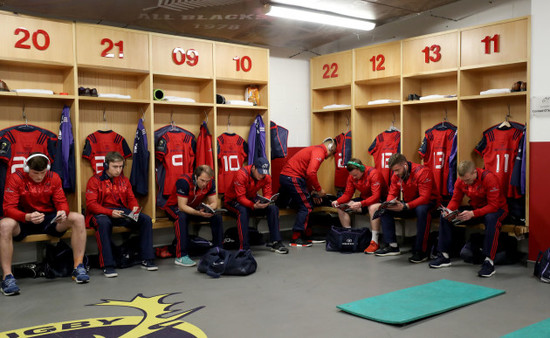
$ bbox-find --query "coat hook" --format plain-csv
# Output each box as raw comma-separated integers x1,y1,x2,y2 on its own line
204,110,208,124
140,107,145,122
22,105,28,126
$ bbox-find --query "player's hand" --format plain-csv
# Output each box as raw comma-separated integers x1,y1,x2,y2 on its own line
56,210,67,223
199,210,214,218
254,201,269,210
349,201,362,211
111,209,124,218
386,202,404,212
331,200,339,208
457,210,474,221
27,211,45,224
317,189,327,198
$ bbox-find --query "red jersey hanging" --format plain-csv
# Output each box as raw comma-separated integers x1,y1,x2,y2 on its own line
217,133,248,194
82,130,132,174
418,122,457,197
334,131,351,189
475,122,524,199
368,130,400,186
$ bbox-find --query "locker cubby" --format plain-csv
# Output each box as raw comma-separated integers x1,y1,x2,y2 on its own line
311,86,352,112
311,110,352,195
354,107,401,167
153,75,214,105
402,71,458,103
354,77,400,108
460,62,528,98
402,103,458,163
459,96,527,168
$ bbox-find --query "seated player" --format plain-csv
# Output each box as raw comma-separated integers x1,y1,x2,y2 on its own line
224,157,288,254
163,165,223,267
278,138,336,247
429,160,508,278
86,151,157,278
374,153,440,263
0,153,88,296
331,158,387,253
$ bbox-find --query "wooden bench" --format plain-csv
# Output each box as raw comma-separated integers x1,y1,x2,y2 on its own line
20,219,176,244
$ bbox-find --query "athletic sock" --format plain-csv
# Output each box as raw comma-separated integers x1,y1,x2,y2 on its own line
442,252,449,259
389,242,398,248
485,257,494,265
292,231,301,240
371,230,379,243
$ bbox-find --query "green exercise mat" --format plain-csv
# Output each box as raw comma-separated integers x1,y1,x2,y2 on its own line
337,279,505,324
503,318,550,337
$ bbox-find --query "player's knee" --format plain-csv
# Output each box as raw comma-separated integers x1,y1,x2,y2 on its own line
0,218,18,236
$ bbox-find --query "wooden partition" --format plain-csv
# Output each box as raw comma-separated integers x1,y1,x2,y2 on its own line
0,10,270,222
311,16,530,228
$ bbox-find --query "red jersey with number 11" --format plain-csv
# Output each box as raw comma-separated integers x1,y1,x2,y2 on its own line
475,123,524,198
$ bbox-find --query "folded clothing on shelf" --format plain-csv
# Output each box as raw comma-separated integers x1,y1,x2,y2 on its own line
226,100,253,106
480,88,512,95
12,89,54,95
419,94,456,100
322,104,351,109
97,93,132,99
163,96,196,103
367,99,400,105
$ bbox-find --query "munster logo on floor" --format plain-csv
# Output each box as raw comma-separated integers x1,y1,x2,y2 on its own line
1,293,206,337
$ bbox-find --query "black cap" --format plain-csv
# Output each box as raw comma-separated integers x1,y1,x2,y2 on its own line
254,157,270,174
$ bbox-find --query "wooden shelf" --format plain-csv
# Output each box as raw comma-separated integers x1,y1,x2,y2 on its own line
460,91,527,101
403,97,458,105
355,102,401,110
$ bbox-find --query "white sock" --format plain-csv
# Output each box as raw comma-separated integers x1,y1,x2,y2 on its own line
371,231,379,243
442,252,449,259
390,242,398,248
485,257,494,265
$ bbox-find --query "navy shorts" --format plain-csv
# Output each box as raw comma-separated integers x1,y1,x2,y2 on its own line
13,213,66,241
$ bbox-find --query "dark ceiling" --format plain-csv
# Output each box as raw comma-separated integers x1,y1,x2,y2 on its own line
0,0,461,55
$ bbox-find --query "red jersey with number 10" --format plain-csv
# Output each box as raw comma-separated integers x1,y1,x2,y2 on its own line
368,130,400,186
217,133,248,194
82,130,132,174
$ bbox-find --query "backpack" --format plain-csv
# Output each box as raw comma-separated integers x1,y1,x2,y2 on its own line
198,247,257,278
42,241,74,278
534,248,550,283
325,226,371,253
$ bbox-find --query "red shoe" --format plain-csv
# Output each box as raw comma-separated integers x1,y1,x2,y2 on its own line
364,241,379,254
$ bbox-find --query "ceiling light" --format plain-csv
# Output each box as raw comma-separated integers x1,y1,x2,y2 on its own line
266,4,376,31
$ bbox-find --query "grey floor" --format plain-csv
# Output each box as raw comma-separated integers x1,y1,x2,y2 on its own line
0,241,547,337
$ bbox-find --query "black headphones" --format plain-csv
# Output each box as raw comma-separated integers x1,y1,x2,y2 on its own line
103,160,124,171
347,161,365,172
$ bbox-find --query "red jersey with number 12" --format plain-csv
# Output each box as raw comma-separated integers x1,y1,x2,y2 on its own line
217,133,248,194
82,130,132,174
368,130,400,186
